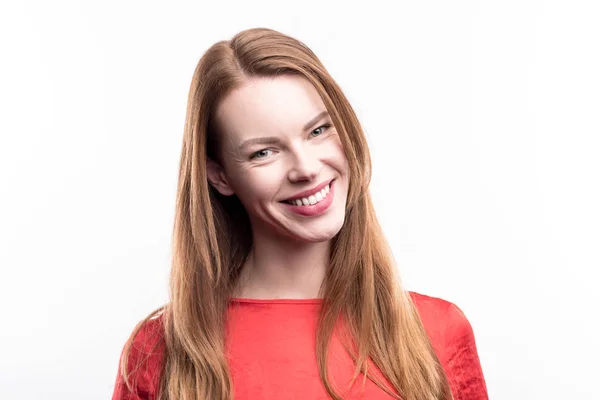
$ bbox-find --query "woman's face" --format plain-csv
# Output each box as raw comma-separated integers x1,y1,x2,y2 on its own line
208,75,350,243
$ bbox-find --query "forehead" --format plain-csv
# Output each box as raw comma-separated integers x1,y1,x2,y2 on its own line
214,75,327,143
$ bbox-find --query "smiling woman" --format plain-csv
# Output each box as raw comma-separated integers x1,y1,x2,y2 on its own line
111,27,488,400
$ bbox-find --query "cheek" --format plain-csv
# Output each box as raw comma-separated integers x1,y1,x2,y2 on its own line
325,139,349,172
232,168,283,202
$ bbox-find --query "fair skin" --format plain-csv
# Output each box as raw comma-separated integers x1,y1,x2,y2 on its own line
207,75,350,299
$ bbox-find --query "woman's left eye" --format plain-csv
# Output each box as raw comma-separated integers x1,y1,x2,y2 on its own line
310,124,331,137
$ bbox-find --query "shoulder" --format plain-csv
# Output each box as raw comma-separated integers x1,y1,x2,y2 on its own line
408,291,489,399
408,291,470,335
407,291,475,356
112,312,166,400
129,313,166,358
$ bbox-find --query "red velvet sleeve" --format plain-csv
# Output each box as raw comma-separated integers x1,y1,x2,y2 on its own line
111,316,165,400
442,303,489,400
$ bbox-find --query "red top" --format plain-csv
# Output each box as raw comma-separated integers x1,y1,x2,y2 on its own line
112,292,488,399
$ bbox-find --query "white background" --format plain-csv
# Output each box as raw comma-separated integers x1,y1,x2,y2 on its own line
1,1,598,399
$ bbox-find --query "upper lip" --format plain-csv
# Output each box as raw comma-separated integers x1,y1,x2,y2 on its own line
283,179,334,201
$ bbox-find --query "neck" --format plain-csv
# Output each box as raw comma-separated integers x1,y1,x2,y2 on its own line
233,232,330,300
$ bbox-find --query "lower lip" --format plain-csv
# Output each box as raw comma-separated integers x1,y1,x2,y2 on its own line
281,180,335,217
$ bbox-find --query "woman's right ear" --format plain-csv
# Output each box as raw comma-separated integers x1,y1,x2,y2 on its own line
206,158,235,196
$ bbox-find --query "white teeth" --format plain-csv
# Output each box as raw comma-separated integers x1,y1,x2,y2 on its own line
286,183,331,206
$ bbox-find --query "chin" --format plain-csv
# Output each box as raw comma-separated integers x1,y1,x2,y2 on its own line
288,216,346,243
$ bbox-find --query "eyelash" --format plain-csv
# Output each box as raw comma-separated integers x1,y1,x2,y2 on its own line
250,149,273,160
249,124,332,160
310,124,331,137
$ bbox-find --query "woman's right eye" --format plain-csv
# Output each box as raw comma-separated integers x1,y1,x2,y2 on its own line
250,149,272,159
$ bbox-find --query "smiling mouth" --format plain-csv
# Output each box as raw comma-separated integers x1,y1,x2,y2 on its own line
281,181,333,206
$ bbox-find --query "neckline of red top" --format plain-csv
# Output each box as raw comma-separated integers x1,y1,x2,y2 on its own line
228,297,324,304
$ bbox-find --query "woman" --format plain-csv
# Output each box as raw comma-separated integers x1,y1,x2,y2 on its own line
112,27,488,400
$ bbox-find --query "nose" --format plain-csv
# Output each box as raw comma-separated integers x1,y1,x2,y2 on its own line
287,144,321,182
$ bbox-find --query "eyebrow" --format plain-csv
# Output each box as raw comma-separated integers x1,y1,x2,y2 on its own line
238,110,330,152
